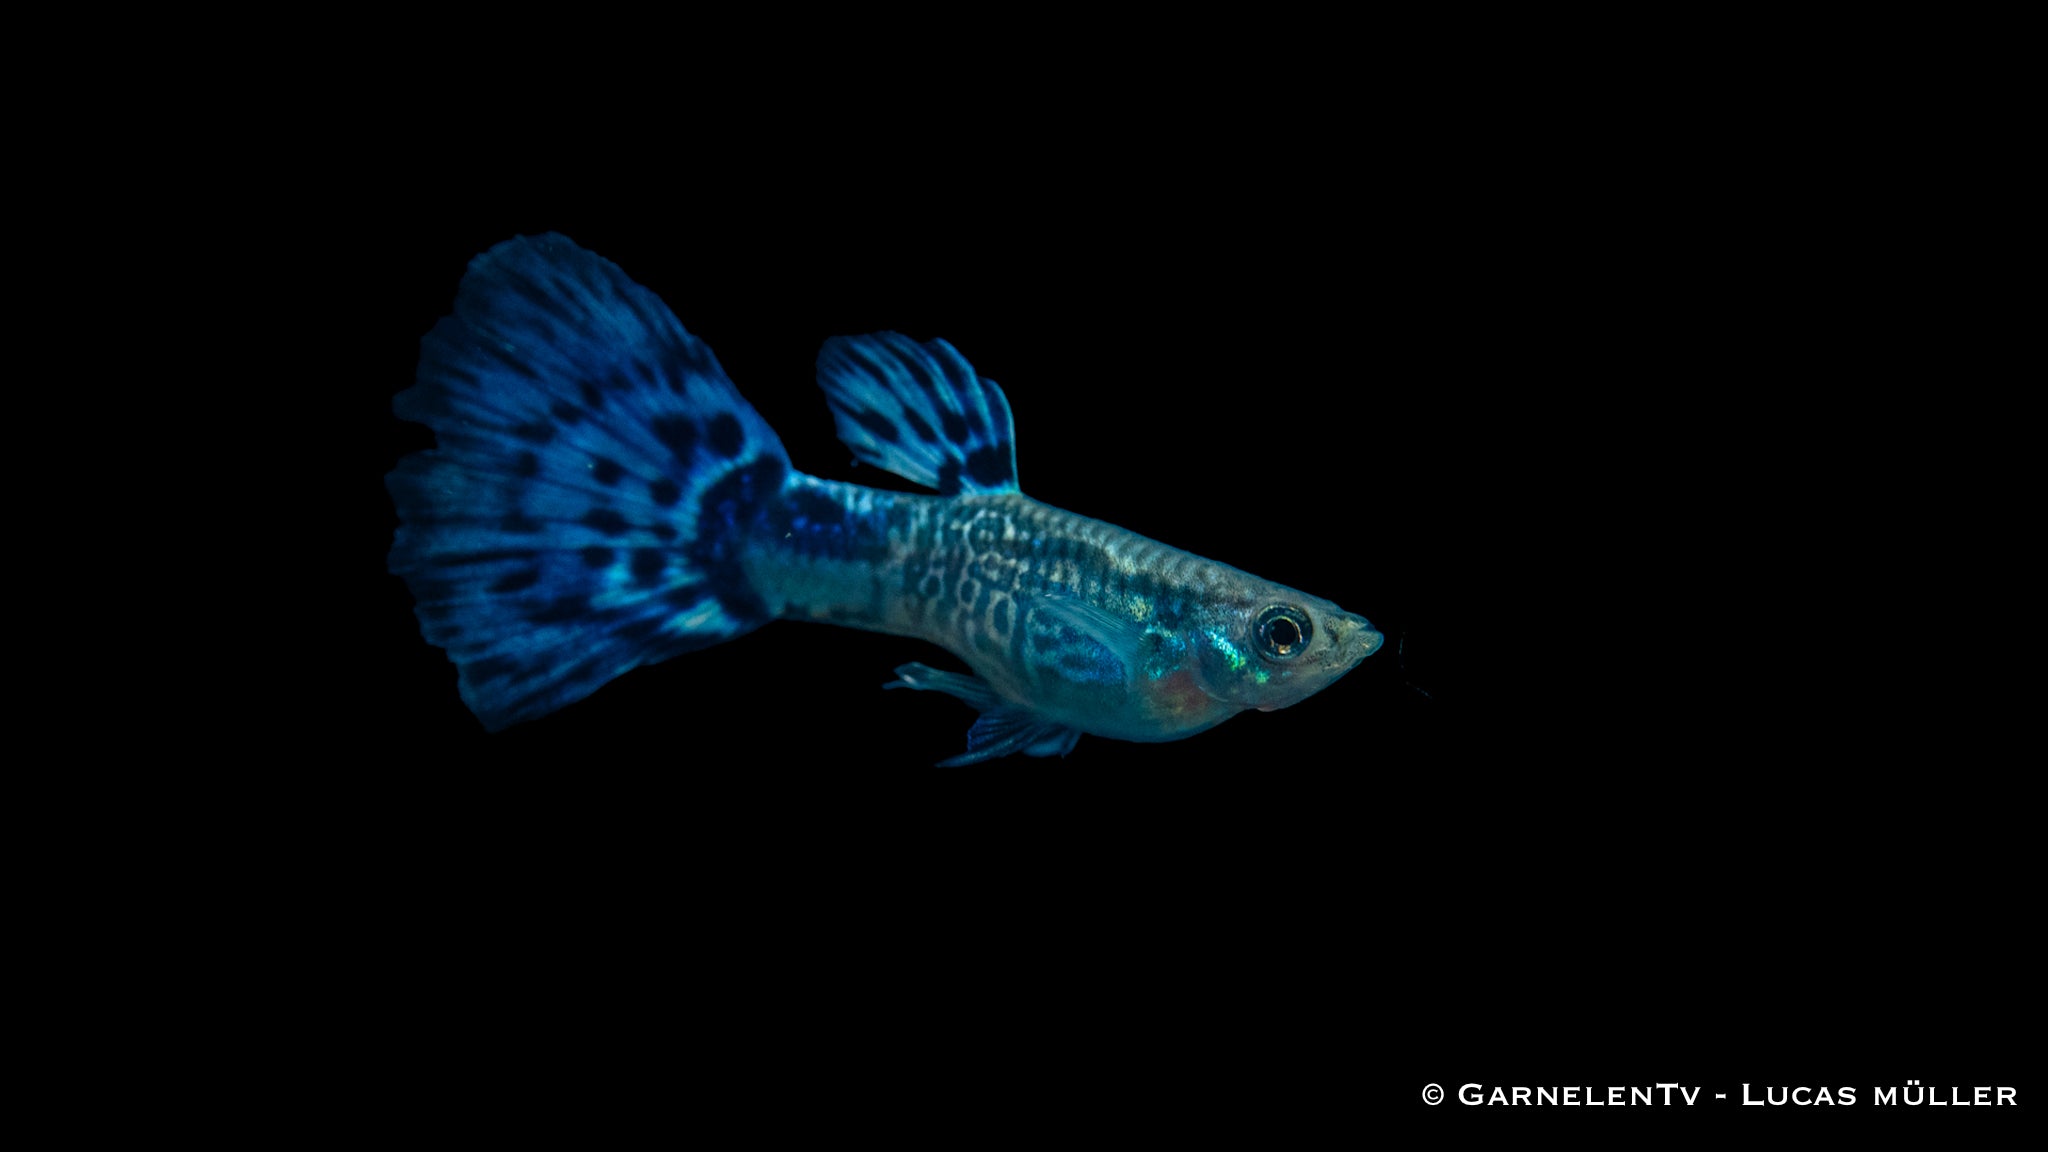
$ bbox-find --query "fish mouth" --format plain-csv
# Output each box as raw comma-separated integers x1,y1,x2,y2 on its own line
1333,613,1385,668
1357,626,1385,664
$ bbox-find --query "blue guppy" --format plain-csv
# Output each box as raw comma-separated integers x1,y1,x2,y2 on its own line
389,235,1383,764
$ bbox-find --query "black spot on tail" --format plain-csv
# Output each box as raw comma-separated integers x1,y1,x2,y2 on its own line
940,408,969,443
653,416,699,460
581,508,632,536
512,451,540,478
489,569,542,594
649,478,681,507
526,594,589,625
502,511,544,534
428,549,538,568
578,380,605,409
591,456,624,486
483,342,542,382
900,407,937,442
628,356,659,388
629,548,666,587
708,414,745,458
512,420,556,445
612,616,665,645
580,546,614,568
549,400,586,425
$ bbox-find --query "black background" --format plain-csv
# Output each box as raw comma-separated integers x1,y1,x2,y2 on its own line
311,70,2027,1133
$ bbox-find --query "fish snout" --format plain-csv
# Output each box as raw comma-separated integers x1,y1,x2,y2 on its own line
1331,612,1384,666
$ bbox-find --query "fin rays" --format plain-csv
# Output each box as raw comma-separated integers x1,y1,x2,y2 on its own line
886,662,1078,766
816,333,1019,495
388,234,788,730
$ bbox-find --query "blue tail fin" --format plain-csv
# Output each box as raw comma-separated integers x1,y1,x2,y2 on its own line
388,234,789,730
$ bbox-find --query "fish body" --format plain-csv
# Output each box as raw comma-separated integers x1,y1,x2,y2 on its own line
389,235,1382,764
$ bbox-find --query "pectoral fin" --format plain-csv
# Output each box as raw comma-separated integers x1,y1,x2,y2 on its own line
1030,591,1153,684
885,662,1079,767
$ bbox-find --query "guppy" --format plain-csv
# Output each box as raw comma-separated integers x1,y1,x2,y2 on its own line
388,235,1382,764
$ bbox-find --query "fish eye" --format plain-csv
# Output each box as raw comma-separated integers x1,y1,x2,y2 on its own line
1255,605,1312,660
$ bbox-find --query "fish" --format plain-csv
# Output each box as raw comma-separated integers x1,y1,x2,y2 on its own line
387,234,1383,765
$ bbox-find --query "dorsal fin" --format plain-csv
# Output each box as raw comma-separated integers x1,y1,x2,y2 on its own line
815,333,1019,495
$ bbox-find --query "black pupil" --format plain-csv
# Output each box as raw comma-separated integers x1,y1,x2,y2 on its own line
1270,618,1300,649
